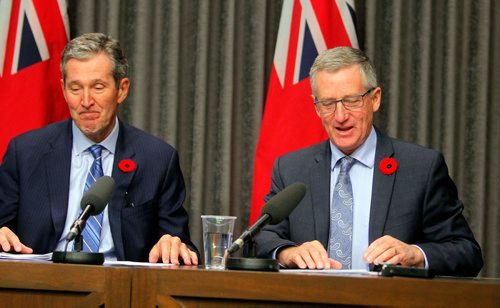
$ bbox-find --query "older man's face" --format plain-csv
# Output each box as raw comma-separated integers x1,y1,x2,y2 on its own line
314,65,381,155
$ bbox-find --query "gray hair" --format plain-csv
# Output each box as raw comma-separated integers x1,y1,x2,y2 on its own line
60,33,128,88
309,47,378,96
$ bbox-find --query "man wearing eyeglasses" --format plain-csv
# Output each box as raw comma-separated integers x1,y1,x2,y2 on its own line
255,47,483,277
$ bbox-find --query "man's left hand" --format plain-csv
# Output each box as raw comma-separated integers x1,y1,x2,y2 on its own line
363,235,425,267
148,234,198,265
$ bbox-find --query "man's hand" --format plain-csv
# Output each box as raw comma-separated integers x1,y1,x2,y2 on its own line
363,235,425,267
148,234,198,265
277,240,342,269
0,226,33,254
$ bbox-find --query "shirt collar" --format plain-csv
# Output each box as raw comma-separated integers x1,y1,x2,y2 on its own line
330,126,377,170
72,117,120,155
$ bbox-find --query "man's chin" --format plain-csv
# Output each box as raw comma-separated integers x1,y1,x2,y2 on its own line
79,125,97,134
78,126,100,140
332,139,357,155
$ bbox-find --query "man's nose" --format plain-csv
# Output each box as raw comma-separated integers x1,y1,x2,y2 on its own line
81,89,93,107
334,102,349,121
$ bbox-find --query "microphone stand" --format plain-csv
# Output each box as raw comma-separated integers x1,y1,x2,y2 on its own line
226,238,278,272
243,238,256,258
52,232,105,265
74,234,83,252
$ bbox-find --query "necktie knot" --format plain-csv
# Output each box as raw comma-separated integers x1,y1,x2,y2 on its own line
339,156,355,174
88,144,103,159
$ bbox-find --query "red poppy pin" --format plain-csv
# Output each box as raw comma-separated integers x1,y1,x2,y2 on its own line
118,159,136,173
379,157,398,175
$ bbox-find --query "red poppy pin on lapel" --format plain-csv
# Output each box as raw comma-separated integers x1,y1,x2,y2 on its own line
118,159,136,173
379,157,398,175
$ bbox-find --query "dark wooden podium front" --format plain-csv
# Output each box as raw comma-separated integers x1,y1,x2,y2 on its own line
0,260,498,307
131,266,500,307
0,260,131,307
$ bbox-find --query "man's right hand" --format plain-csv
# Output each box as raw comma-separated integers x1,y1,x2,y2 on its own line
0,226,33,253
277,240,342,269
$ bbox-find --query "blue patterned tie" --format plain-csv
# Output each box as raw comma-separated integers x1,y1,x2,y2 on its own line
81,144,104,252
328,156,355,269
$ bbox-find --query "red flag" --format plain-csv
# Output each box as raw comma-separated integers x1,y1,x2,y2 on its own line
250,0,358,223
0,0,70,158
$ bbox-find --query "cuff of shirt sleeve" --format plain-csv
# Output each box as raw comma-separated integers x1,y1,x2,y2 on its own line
412,244,429,269
272,245,296,268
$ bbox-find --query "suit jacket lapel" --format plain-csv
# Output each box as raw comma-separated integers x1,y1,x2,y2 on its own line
46,121,73,244
369,128,396,243
310,141,332,247
109,120,136,260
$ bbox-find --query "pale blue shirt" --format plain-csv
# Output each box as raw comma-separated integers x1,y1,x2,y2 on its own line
330,127,428,269
330,127,376,270
55,119,119,260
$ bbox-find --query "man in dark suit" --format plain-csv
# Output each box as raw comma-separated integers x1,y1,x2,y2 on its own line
255,47,482,277
0,33,198,264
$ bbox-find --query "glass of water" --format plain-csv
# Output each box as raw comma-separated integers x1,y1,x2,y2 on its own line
201,215,236,269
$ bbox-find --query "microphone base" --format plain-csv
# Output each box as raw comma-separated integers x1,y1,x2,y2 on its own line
226,257,279,272
52,251,104,265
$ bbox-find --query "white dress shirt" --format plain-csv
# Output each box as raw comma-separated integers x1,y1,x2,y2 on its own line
55,119,119,260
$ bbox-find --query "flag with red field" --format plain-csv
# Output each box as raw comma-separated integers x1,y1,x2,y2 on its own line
0,0,70,159
250,0,358,223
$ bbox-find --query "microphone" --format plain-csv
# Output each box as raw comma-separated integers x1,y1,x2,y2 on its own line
66,176,115,242
227,182,306,254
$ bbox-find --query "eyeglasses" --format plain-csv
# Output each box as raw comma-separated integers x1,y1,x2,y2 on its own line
314,88,375,115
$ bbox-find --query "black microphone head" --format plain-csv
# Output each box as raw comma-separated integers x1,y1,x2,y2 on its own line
260,182,306,224
80,176,115,215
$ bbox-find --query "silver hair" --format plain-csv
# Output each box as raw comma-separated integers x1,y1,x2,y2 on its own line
60,32,128,88
309,47,378,96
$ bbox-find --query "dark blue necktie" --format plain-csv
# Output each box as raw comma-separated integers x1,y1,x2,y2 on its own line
81,144,104,252
328,156,355,269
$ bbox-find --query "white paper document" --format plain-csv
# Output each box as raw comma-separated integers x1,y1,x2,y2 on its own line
104,260,174,267
0,252,53,261
280,269,378,276
0,253,177,267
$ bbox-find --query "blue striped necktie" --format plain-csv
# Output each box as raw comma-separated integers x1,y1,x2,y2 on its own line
81,144,104,252
328,156,355,269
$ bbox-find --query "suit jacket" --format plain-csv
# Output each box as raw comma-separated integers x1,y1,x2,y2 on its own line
255,128,483,277
0,119,198,261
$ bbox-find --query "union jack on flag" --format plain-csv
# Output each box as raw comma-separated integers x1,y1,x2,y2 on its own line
250,0,358,223
274,0,358,87
0,0,70,158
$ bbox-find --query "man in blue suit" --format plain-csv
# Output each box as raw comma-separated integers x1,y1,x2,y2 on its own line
0,33,198,264
255,47,482,276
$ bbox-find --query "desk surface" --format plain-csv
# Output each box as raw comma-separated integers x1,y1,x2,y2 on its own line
1,260,498,308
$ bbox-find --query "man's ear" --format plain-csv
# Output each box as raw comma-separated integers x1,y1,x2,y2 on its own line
371,87,382,113
117,77,130,105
